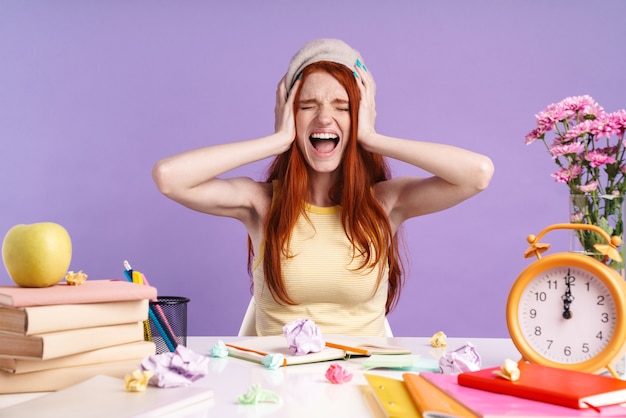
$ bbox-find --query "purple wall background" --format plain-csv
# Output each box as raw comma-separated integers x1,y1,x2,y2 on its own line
1,1,625,337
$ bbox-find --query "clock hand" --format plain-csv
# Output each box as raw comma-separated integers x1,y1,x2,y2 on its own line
561,269,575,319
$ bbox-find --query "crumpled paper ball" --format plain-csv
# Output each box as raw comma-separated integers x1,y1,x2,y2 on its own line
140,345,209,388
262,353,285,369
429,331,447,347
494,358,521,381
65,270,88,286
325,363,353,384
439,342,481,375
283,319,325,356
124,369,154,392
210,340,229,358
237,384,281,404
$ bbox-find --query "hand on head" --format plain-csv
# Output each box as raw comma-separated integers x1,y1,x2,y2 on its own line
274,74,300,151
353,58,377,147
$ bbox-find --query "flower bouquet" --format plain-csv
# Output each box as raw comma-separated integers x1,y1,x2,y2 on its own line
525,95,626,270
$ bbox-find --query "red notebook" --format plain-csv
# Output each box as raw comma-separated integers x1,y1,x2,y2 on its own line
458,362,626,410
422,372,626,417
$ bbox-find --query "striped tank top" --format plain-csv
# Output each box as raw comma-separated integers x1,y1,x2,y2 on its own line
252,202,389,336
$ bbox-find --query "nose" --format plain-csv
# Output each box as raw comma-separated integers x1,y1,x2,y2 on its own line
316,105,333,125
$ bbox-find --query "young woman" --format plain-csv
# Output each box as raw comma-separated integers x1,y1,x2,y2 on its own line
152,39,494,336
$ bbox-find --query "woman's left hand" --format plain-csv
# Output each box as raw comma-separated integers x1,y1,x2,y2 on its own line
354,61,378,148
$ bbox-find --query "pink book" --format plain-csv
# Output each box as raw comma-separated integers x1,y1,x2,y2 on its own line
420,372,626,417
0,280,157,307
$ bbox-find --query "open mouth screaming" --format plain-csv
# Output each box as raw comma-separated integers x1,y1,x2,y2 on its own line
310,133,339,153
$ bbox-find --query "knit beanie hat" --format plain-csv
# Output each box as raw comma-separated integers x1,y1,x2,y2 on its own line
285,38,364,94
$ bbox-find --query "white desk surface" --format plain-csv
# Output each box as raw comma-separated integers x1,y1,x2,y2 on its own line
0,336,519,417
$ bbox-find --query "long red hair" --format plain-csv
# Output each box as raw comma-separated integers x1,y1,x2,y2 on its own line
248,61,404,314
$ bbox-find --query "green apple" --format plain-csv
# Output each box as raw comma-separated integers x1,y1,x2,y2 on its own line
2,222,72,287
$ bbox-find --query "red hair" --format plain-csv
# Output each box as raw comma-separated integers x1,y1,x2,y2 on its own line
248,61,404,314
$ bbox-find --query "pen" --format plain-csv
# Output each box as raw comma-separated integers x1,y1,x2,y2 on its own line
123,260,133,283
122,260,176,352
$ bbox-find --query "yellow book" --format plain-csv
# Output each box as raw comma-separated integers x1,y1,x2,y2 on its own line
364,374,420,418
365,373,477,418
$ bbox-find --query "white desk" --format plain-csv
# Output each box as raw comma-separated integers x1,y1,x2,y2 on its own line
0,336,520,417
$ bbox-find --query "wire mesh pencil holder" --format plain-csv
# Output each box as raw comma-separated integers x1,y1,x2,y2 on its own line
147,296,190,354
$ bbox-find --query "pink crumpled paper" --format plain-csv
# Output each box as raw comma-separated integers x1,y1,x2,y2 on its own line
325,363,353,384
140,345,210,388
439,342,481,375
283,319,325,356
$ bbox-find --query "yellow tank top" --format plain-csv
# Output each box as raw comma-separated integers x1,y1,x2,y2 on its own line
252,202,389,336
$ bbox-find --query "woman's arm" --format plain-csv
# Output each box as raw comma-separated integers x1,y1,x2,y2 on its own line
353,64,494,227
151,77,299,222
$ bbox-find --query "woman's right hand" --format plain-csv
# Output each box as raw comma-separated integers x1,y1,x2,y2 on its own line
274,75,300,151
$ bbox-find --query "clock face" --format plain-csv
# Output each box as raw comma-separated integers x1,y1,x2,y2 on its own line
517,265,616,365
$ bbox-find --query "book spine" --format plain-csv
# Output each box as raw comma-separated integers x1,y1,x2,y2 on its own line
402,373,479,417
11,299,150,335
0,280,158,307
0,322,145,360
0,341,156,374
0,359,145,394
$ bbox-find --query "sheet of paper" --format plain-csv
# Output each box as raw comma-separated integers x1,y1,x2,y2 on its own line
0,375,213,417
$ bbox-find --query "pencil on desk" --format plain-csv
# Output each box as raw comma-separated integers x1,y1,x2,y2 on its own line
325,342,370,356
224,343,269,357
225,343,288,366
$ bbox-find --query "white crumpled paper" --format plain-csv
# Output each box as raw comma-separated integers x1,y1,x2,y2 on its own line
140,345,209,388
439,342,481,375
282,319,325,356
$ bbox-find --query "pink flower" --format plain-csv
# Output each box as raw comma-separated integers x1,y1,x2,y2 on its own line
611,110,626,136
584,150,616,167
547,95,604,123
562,119,594,141
325,363,353,384
525,127,546,145
590,115,621,140
551,165,582,183
578,181,598,192
533,95,602,132
549,141,584,158
570,212,584,222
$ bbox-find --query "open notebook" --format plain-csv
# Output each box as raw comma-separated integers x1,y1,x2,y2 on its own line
226,335,411,367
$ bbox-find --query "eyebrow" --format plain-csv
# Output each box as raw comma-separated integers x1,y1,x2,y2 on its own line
298,98,350,106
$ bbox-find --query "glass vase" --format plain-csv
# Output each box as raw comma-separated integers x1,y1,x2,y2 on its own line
569,193,625,273
569,193,626,377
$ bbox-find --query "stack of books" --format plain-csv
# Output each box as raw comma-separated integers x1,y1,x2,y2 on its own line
0,280,158,394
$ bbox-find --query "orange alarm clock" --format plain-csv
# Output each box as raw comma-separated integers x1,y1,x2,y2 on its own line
506,223,626,378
